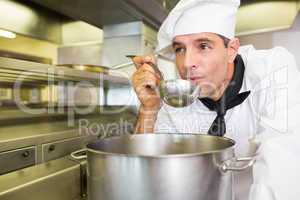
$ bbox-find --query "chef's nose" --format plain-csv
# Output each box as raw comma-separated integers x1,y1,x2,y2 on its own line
184,48,198,70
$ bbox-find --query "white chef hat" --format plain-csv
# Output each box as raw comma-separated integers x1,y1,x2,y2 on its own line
157,0,240,59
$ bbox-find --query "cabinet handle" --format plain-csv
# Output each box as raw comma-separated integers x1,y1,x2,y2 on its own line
48,145,56,152
22,150,30,158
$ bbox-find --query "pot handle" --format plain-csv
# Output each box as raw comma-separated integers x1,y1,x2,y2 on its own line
220,157,256,173
70,148,87,160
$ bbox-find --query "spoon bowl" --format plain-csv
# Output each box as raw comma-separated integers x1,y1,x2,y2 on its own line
159,79,201,107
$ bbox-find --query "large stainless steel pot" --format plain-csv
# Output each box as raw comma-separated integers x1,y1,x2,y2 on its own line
71,134,255,200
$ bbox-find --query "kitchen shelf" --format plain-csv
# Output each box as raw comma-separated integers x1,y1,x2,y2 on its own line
0,105,136,124
0,57,130,86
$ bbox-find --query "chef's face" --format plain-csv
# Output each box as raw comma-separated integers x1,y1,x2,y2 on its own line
172,32,239,99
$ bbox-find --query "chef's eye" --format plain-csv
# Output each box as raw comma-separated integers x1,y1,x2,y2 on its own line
198,43,211,50
174,47,185,54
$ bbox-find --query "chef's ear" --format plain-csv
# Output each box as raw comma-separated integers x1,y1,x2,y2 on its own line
227,38,240,63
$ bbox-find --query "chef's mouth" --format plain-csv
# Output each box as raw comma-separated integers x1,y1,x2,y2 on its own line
188,76,206,83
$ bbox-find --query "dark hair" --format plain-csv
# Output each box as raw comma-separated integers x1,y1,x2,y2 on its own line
217,34,230,48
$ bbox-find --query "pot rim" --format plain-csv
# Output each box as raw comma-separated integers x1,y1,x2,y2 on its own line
86,133,236,159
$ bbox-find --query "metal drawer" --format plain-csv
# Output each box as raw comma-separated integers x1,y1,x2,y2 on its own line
42,137,85,162
0,146,36,175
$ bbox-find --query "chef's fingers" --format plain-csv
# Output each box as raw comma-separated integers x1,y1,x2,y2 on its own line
132,55,157,69
132,56,145,69
145,55,157,65
132,71,159,90
138,64,161,80
132,66,160,90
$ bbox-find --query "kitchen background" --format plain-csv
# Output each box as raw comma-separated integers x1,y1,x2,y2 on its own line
0,0,299,200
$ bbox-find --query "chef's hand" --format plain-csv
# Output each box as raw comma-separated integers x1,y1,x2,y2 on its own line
132,55,162,112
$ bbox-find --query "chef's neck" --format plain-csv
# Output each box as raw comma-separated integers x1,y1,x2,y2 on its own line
210,62,235,101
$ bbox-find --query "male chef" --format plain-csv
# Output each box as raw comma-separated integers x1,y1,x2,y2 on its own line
131,0,300,199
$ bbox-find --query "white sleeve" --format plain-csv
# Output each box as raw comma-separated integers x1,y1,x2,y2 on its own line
249,134,300,200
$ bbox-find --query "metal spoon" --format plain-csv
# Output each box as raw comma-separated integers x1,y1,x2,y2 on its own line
113,55,203,107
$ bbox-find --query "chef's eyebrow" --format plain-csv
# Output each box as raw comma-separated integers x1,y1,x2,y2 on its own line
194,38,215,44
172,38,214,47
172,41,183,48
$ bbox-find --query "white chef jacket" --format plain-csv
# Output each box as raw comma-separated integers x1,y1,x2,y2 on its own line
154,45,300,200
